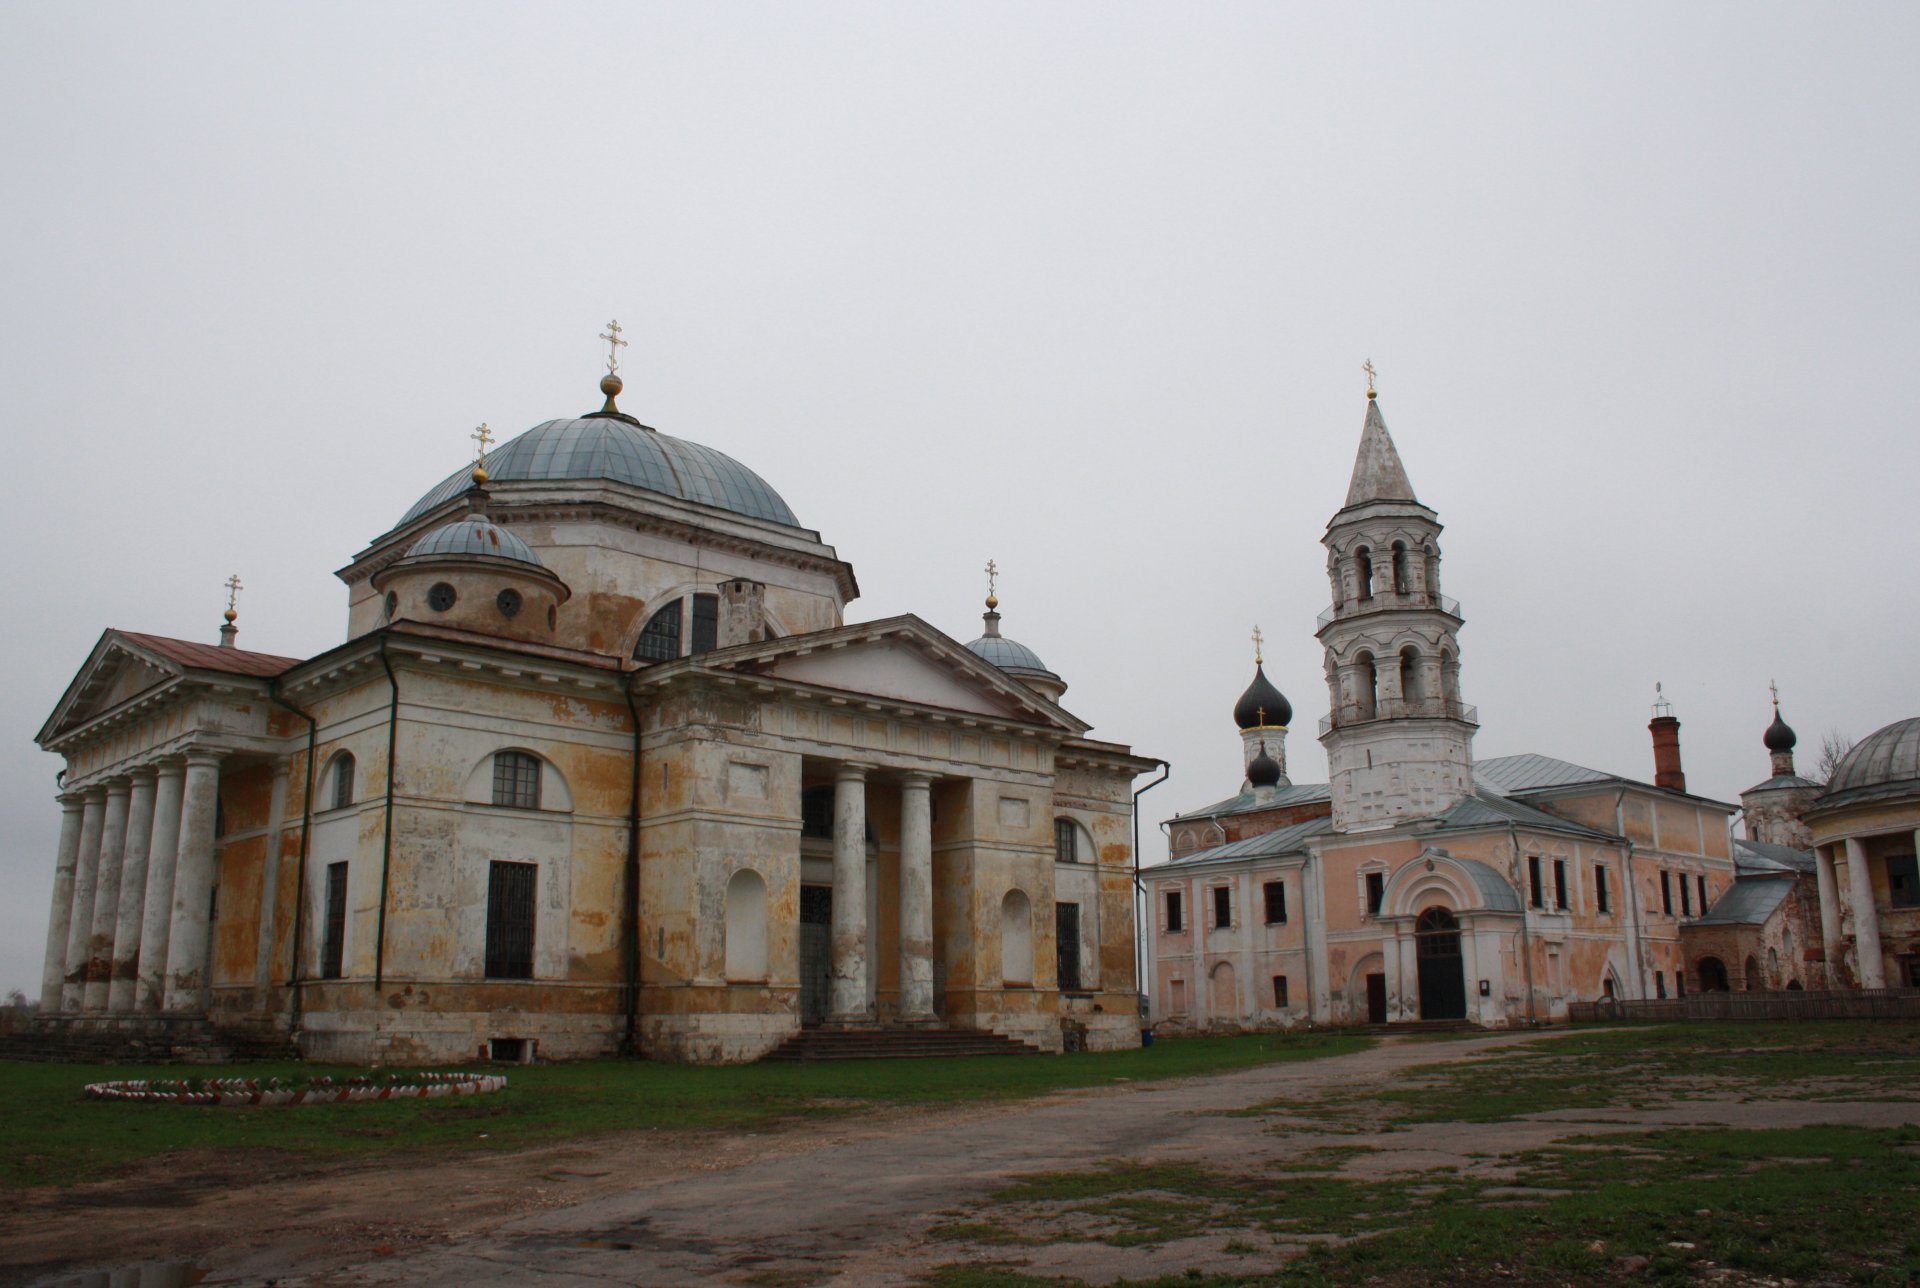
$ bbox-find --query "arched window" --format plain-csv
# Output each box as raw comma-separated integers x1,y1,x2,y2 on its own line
1399,647,1423,709
1209,960,1237,1017
1000,889,1032,985
1696,956,1730,992
1355,548,1374,601
329,753,356,811
724,868,769,981
1745,955,1763,991
1355,652,1378,721
491,751,542,810
1439,648,1460,710
1391,541,1411,594
635,599,682,662
1423,544,1441,596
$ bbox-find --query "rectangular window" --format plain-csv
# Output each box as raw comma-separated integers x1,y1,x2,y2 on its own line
1169,979,1186,1013
1527,856,1544,909
321,861,348,980
1680,875,1693,917
1890,855,1920,908
1553,859,1568,912
1054,818,1078,863
1055,903,1082,992
1655,970,1667,999
690,592,719,654
1660,870,1673,915
1273,975,1289,1007
1165,890,1184,934
1697,874,1709,913
331,755,354,811
1213,885,1233,929
1365,871,1385,917
1264,880,1287,924
1595,865,1611,914
492,751,541,810
485,861,537,980
1676,972,1686,997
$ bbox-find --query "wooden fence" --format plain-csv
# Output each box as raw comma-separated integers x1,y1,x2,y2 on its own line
1568,987,1920,1024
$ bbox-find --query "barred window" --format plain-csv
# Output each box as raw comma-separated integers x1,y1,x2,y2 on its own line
485,861,536,980
330,753,355,811
690,592,720,654
635,598,683,662
1054,818,1079,863
321,862,348,980
492,751,542,810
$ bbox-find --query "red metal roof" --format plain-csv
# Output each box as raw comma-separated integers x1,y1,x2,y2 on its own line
116,630,303,678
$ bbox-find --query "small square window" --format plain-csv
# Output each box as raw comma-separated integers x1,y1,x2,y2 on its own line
492,751,542,810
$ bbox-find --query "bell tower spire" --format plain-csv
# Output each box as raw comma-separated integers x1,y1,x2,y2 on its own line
1317,381,1476,829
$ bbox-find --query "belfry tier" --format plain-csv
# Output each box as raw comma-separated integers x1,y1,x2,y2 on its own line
1316,393,1477,829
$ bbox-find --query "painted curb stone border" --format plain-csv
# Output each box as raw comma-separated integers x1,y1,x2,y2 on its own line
83,1071,507,1107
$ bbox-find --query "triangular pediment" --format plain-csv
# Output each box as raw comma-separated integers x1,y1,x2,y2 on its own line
38,630,187,747
647,615,1089,734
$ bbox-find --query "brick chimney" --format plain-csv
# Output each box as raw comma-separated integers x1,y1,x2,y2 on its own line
717,579,767,648
1650,714,1686,793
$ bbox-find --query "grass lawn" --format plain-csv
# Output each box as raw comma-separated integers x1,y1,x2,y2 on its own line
922,1022,1920,1287
0,1030,1371,1189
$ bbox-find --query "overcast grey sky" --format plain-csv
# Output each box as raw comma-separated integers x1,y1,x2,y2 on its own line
3,3,1917,996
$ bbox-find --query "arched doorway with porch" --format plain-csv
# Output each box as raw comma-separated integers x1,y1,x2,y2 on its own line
1415,907,1467,1020
1696,956,1731,992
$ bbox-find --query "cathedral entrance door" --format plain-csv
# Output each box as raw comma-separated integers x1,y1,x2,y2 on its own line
799,884,832,1026
1415,907,1467,1020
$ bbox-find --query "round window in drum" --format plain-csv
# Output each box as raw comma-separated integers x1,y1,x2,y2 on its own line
497,588,523,619
427,582,457,612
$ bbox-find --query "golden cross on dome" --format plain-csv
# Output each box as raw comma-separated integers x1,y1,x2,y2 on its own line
1770,678,1780,711
984,558,999,609
223,574,243,623
1251,624,1264,665
599,319,628,375
1363,359,1377,398
472,422,494,462
1257,706,1266,725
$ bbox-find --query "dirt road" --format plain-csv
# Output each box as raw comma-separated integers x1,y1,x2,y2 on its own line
6,1032,1916,1287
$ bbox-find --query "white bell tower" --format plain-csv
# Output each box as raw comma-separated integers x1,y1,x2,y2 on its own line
1316,375,1477,829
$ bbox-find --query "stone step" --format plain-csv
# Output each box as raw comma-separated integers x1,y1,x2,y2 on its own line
0,1017,301,1065
763,1026,1043,1063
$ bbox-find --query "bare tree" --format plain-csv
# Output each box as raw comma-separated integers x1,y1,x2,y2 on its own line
1813,729,1855,785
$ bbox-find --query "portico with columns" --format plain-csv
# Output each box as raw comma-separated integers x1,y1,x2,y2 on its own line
1803,717,1920,991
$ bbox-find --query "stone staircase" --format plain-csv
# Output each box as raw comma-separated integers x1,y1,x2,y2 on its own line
0,1016,301,1065
762,1025,1044,1062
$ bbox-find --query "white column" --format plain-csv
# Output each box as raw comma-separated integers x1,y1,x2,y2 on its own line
37,795,87,1013
107,768,158,1013
1813,844,1843,987
61,790,107,1012
83,780,133,1012
829,763,871,1024
164,751,223,1013
898,772,935,1022
1843,836,1886,989
136,760,186,1012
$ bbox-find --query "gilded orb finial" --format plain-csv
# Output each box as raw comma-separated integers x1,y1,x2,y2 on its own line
223,573,243,623
1363,358,1377,400
471,422,494,485
984,558,1000,610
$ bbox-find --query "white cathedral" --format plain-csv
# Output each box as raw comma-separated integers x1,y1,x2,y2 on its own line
31,342,1156,1064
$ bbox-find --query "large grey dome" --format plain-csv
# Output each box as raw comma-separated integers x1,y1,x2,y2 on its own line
401,416,799,528
1818,717,1920,810
967,634,1052,674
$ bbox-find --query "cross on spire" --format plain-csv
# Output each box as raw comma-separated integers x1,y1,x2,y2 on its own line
225,574,243,613
1251,624,1264,665
599,319,628,375
984,559,999,610
472,422,493,462
1363,358,1377,399
1770,678,1780,711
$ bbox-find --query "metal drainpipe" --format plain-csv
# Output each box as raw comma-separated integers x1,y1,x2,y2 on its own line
267,679,318,1027
1300,848,1317,1028
374,641,400,991
1131,761,1170,1013
1508,823,1537,1027
1614,788,1646,998
622,669,645,1058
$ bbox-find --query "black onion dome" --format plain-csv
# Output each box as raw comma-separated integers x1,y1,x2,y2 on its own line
1763,711,1797,753
1247,743,1283,789
1234,665,1292,730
